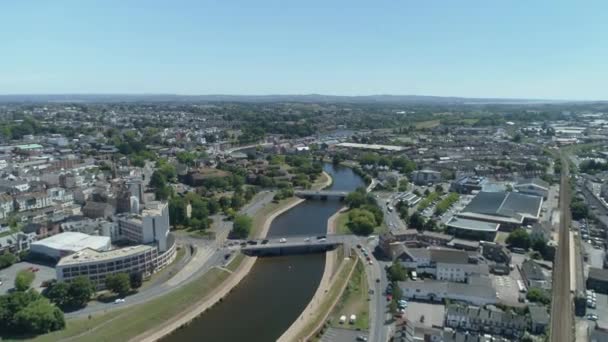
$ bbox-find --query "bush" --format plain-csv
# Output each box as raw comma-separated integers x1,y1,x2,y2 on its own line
105,273,131,297
0,252,18,270
231,214,253,239
14,270,35,292
506,228,531,250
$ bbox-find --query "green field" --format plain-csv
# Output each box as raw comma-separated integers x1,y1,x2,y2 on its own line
19,268,231,342
329,259,370,330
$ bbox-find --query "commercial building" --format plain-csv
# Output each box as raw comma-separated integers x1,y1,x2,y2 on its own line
515,178,549,199
410,170,442,185
56,235,176,289
396,247,487,283
456,191,543,230
399,275,497,306
30,231,111,260
116,201,170,252
446,217,500,241
587,267,608,294
521,259,550,290
335,142,406,152
451,176,487,194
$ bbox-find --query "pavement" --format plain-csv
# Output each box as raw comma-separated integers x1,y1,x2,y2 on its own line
0,260,56,294
320,327,367,342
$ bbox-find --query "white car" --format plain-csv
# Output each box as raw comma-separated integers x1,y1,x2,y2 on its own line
114,298,125,304
587,314,599,321
279,238,287,243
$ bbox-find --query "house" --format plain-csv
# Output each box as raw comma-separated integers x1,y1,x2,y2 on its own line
82,201,114,219
0,193,14,220
0,232,36,254
14,192,53,211
521,259,549,290
528,305,550,335
515,178,549,199
445,304,528,339
451,176,487,194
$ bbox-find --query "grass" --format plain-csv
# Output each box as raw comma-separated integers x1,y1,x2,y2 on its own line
139,247,186,291
417,192,440,211
250,197,301,238
294,257,357,341
329,259,370,331
334,210,387,235
19,268,231,342
225,253,246,272
414,119,440,129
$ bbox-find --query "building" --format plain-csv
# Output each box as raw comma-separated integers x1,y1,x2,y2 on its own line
587,268,608,294
82,201,114,219
515,178,550,199
480,241,511,264
56,235,176,290
116,201,170,252
521,259,549,290
0,193,14,220
30,231,111,260
0,232,36,254
399,275,497,306
528,305,550,335
446,217,500,241
397,247,487,283
456,191,543,230
451,176,487,194
14,192,52,211
411,170,442,185
445,304,528,339
589,324,608,342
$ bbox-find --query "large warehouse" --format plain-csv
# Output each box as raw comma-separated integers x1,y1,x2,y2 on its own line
456,191,543,230
30,232,111,260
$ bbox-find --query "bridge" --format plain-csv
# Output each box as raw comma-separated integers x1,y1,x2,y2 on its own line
294,190,348,200
240,234,357,257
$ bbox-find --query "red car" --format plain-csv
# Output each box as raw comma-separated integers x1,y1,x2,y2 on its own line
386,294,393,302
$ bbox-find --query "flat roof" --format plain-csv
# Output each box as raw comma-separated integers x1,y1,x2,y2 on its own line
57,245,154,266
460,191,542,220
32,232,110,252
446,217,500,232
335,142,406,151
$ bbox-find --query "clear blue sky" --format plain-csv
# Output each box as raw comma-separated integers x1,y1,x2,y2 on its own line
1,1,607,100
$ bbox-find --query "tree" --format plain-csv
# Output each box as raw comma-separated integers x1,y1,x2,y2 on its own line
387,261,407,282
13,297,65,334
0,252,18,269
149,170,166,189
44,281,70,308
129,272,143,290
67,276,95,308
434,184,444,194
231,214,253,239
409,211,425,230
347,209,376,235
15,270,35,291
345,191,366,209
526,287,551,305
571,199,589,220
506,228,531,250
105,273,131,297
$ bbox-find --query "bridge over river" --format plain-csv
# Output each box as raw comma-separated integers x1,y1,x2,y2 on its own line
240,234,358,256
294,190,348,200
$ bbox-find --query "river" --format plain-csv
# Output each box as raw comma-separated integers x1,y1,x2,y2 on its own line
162,164,364,342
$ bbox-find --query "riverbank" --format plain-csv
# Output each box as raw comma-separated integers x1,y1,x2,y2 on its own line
277,205,348,342
134,196,305,342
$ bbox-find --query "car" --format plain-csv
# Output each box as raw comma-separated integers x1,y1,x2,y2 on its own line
386,294,393,301
368,260,373,265
247,240,258,245
587,314,599,321
304,237,311,242
224,253,231,260
376,278,380,283
356,244,362,249
261,239,269,244
114,298,125,304
317,238,327,242
279,238,287,243
316,235,326,240
356,336,368,341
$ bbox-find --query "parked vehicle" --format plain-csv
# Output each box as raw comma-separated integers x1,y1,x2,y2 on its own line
279,238,287,243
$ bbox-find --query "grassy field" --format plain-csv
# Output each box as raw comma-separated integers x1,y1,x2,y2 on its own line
250,197,301,238
294,257,357,341
19,268,231,342
329,259,369,330
225,252,246,272
334,210,387,235
414,119,441,129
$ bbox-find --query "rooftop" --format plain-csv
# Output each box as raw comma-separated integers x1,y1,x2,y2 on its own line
31,232,110,253
588,267,608,282
460,191,542,221
335,142,406,151
446,217,500,232
57,244,154,266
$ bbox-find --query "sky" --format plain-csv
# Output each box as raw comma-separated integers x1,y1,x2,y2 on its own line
1,1,607,100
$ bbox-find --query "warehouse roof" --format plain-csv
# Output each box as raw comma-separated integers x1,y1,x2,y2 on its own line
31,232,110,253
459,191,542,222
446,217,500,232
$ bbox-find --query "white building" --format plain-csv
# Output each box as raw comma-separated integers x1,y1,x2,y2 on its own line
117,201,170,252
399,275,497,306
0,193,14,220
30,231,111,260
397,247,487,283
514,178,549,199
14,192,52,211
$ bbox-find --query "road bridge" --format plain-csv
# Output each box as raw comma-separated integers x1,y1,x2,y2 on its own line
241,234,357,256
294,190,348,200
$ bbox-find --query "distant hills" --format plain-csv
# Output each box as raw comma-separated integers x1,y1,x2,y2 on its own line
0,94,596,104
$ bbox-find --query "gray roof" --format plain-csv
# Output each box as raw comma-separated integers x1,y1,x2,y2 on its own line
430,248,469,264
529,305,550,325
588,267,608,282
461,191,542,220
447,217,500,232
522,259,546,281
516,177,549,190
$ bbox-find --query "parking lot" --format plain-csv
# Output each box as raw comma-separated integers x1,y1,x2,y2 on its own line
403,301,445,328
320,327,368,342
492,272,524,307
0,261,56,294
586,292,608,327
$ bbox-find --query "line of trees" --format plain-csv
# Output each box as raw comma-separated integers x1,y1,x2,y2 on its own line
345,188,384,235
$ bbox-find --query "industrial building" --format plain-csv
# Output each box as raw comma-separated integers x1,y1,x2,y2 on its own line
456,191,543,230
30,232,111,260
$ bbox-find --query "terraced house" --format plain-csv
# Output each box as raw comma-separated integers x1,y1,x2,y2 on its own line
445,305,528,339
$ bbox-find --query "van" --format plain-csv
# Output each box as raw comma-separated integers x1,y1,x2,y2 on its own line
411,271,418,280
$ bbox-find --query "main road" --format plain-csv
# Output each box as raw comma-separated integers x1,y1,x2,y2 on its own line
550,153,573,342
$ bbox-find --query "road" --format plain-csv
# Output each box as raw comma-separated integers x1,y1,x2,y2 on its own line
550,153,573,342
67,191,275,318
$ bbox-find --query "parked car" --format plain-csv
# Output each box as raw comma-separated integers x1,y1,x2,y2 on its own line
279,238,287,243
587,314,599,321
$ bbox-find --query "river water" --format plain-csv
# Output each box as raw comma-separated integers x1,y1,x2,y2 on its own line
163,164,364,342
